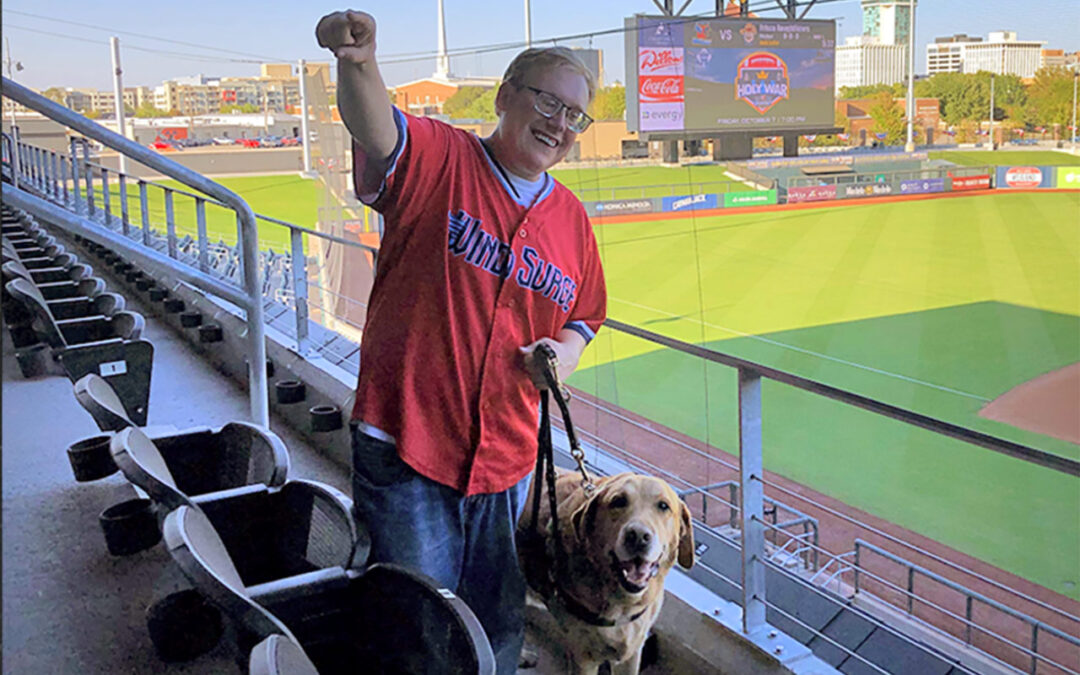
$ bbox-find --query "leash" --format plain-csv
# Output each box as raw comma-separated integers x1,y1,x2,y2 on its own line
523,342,647,628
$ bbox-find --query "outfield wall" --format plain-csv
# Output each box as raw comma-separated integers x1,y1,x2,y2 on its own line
996,165,1080,190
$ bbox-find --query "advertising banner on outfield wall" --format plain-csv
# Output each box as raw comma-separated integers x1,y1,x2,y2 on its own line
787,185,838,203
587,198,659,217
950,174,991,191
661,193,719,212
723,189,778,207
996,166,1053,189
899,178,945,195
840,183,894,199
1055,167,1080,189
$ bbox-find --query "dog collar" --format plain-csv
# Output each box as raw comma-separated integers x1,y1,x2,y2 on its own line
554,587,649,628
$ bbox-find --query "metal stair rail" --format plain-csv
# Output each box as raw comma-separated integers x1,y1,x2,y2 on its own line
2,76,269,426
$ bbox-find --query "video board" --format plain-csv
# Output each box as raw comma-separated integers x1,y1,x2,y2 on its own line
626,16,836,134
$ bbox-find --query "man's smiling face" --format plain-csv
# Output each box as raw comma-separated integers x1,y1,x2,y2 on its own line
492,64,590,181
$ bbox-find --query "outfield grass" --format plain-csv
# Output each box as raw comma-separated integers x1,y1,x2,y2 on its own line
91,174,321,252
569,191,1080,599
929,149,1080,166
551,163,743,200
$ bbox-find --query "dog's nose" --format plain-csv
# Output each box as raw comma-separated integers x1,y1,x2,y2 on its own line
624,526,652,554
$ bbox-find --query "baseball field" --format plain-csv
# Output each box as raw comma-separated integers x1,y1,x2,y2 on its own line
563,187,1079,601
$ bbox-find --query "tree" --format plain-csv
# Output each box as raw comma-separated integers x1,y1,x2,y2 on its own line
589,84,626,121
917,71,1025,126
443,86,490,118
135,102,173,118
219,103,260,114
838,83,905,100
868,91,905,145
41,87,67,105
1026,67,1075,129
455,87,498,122
83,109,102,119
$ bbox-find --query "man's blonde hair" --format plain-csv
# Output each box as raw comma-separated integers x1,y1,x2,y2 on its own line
501,47,597,103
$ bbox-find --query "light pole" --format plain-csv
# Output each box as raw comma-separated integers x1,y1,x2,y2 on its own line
4,38,25,132
989,74,995,151
904,0,916,152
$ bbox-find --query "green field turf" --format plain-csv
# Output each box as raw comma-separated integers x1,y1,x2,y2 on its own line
568,191,1080,599
90,167,747,251
91,174,321,252
551,163,743,200
929,150,1080,167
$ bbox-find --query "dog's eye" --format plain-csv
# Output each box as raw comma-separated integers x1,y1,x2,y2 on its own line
657,500,670,512
610,494,628,508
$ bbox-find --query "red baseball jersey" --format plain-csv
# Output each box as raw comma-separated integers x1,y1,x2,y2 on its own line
351,108,606,495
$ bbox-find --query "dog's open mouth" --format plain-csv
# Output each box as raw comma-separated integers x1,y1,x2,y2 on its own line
612,553,659,594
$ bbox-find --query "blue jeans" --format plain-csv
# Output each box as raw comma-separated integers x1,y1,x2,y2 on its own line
350,424,531,675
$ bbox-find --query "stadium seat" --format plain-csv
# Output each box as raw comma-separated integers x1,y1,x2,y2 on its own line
248,634,320,675
110,425,289,512
165,505,494,675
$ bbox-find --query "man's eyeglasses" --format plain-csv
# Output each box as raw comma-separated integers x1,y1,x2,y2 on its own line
522,85,593,134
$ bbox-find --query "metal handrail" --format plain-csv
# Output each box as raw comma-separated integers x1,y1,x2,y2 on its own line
2,76,269,427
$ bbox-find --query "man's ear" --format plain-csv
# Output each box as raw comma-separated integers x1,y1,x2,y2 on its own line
677,500,695,569
494,82,511,116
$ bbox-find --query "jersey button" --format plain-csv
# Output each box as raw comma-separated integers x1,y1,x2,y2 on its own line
519,229,527,238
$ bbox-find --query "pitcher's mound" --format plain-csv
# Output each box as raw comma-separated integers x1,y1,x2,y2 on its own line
979,363,1080,445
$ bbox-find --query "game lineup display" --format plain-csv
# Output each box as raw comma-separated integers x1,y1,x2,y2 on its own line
628,16,836,134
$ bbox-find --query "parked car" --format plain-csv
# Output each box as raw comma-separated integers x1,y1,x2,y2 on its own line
237,138,261,148
211,137,234,146
259,136,284,148
281,136,301,147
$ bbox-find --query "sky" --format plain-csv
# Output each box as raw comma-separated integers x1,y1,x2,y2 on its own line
2,0,1076,92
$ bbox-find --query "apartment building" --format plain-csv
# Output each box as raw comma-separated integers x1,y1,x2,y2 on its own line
926,31,1045,78
836,37,908,91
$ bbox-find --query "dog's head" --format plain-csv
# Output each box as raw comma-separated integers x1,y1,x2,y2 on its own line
570,473,694,596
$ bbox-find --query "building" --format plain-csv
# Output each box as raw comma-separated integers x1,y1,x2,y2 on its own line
926,34,980,75
861,0,915,47
1040,49,1066,70
836,37,908,91
925,31,1045,78
836,96,940,142
835,0,914,91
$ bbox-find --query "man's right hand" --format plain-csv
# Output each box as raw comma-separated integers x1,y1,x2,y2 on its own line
316,10,377,65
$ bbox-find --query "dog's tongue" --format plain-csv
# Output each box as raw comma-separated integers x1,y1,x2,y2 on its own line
620,559,655,586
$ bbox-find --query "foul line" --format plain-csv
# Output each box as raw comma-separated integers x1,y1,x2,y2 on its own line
609,297,992,403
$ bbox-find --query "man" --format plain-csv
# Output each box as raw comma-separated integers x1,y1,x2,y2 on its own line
317,10,607,673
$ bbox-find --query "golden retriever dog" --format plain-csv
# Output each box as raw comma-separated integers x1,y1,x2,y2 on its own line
518,469,695,674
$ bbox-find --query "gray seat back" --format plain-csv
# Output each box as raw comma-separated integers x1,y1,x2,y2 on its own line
74,373,134,432
248,634,319,675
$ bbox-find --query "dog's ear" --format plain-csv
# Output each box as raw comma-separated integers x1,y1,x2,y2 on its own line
571,490,602,544
677,499,695,569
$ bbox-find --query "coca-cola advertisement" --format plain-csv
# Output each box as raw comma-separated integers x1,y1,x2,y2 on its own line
639,76,684,104
639,48,684,76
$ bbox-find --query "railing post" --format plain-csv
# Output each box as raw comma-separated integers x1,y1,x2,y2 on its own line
964,596,973,644
49,151,59,200
119,174,129,235
235,212,245,280
82,141,94,216
9,127,19,190
1030,624,1038,674
101,167,111,224
195,198,209,272
739,367,766,635
59,151,68,203
164,189,176,258
290,227,311,355
907,566,915,613
139,180,151,246
69,138,81,209
854,541,861,595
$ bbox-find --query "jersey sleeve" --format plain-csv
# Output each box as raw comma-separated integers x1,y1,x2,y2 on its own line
562,214,607,344
351,107,450,218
